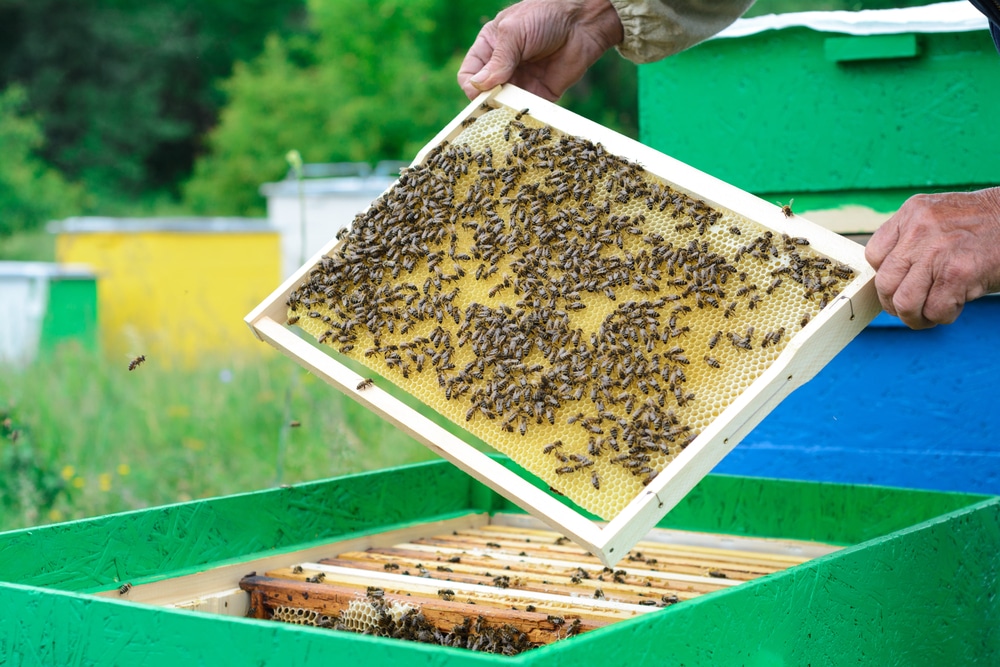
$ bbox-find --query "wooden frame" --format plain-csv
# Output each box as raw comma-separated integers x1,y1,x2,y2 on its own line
245,84,879,566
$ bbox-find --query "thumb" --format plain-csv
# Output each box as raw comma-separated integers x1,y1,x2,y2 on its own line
469,44,520,91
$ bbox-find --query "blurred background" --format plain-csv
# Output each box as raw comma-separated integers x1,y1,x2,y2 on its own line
0,0,990,531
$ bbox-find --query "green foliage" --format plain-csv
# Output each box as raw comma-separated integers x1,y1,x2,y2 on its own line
0,0,306,200
0,406,67,528
183,0,639,216
0,86,86,236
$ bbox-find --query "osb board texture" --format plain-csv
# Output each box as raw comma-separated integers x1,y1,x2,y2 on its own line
287,101,863,520
639,30,1000,194
488,457,992,545
531,498,1000,667
0,461,475,591
0,460,988,591
0,498,996,666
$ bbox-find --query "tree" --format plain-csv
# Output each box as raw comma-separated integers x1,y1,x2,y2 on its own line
0,86,87,235
0,0,306,200
183,0,638,216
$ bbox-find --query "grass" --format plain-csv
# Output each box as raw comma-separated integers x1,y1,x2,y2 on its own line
0,343,436,531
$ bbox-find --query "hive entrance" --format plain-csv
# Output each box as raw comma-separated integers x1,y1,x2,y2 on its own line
247,84,877,563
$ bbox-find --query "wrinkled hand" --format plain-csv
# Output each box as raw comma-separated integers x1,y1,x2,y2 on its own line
865,188,1000,329
458,0,624,101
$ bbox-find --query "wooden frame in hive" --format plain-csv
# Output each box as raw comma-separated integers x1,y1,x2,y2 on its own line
245,84,879,566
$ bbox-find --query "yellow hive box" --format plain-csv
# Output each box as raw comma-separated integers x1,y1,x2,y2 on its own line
246,85,878,566
55,217,280,365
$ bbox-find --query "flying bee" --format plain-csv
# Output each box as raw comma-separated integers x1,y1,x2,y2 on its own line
356,378,374,391
779,198,795,217
128,355,146,371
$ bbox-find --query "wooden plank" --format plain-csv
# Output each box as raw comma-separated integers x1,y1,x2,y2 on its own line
293,563,669,614
489,512,842,559
312,555,711,602
266,565,652,620
95,513,488,611
240,575,609,645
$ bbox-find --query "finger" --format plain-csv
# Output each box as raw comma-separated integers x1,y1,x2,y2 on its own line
467,37,523,93
458,32,496,99
890,260,935,329
921,261,975,326
864,213,899,270
872,252,910,317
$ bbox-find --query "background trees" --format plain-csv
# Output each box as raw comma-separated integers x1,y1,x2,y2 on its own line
3,0,907,232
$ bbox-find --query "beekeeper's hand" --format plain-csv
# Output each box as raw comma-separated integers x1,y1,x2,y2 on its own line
865,187,1000,329
458,0,623,101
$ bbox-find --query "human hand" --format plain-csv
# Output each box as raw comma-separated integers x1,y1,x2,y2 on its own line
457,0,624,101
864,188,1000,329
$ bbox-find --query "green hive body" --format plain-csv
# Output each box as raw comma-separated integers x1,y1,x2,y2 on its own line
0,460,995,666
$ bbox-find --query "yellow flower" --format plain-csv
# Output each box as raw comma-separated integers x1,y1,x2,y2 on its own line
72,476,85,489
182,437,205,452
99,473,112,492
167,405,191,418
60,465,75,481
117,463,131,476
48,509,64,522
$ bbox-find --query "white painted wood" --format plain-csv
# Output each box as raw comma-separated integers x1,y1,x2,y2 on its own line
245,84,879,567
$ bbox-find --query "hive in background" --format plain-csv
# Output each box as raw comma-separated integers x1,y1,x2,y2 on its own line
247,84,879,565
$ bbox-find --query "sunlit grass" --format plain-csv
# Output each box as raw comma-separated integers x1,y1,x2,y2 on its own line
0,343,436,530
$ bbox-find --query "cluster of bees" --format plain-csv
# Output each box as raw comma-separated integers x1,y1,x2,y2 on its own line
288,104,854,518
358,596,532,654
273,593,535,654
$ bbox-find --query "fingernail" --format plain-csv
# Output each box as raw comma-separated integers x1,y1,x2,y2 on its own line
470,68,490,90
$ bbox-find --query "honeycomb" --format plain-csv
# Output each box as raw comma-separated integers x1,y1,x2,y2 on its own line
288,104,854,519
338,597,415,633
273,596,533,654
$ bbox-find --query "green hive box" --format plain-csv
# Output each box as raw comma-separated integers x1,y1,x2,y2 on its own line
638,12,1000,224
0,460,996,665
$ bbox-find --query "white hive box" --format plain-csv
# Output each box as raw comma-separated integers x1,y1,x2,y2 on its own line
246,84,879,566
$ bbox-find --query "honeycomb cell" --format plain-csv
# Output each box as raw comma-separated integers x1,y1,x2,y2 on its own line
288,105,854,519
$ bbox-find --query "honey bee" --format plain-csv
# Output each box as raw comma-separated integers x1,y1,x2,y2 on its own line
591,470,600,490
289,420,301,428
286,315,300,325
542,440,564,455
704,356,721,368
127,355,146,371
356,378,374,391
118,582,132,595
779,199,795,217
